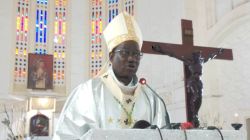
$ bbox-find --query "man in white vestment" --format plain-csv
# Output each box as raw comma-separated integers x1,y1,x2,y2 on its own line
53,12,168,140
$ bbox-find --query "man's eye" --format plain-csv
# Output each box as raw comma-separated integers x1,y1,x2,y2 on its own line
133,52,140,56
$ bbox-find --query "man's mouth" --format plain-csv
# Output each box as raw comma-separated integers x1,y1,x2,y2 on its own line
127,64,136,69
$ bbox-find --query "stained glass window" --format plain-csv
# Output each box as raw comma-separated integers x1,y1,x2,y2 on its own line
13,0,67,93
88,0,135,77
108,0,119,23
53,0,67,85
90,0,103,77
124,0,134,15
14,0,30,83
35,0,48,54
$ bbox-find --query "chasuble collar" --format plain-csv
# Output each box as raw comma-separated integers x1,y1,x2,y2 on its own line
108,67,138,95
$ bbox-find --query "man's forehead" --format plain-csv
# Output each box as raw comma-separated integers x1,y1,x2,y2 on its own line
115,41,140,50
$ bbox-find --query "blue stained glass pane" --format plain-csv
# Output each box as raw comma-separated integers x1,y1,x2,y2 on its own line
37,0,39,4
40,30,43,37
40,37,42,43
40,23,43,29
116,9,118,15
40,10,43,21
44,11,47,25
112,0,114,3
36,10,39,24
39,49,42,54
109,0,111,4
36,31,38,42
44,28,47,43
109,10,111,22
116,0,118,3
41,0,43,4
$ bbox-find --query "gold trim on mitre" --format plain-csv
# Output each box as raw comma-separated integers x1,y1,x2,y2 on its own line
103,11,142,53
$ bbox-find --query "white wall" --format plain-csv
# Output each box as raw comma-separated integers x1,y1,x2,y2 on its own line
135,0,250,130
135,0,187,123
209,15,250,130
0,0,15,98
68,0,90,92
191,2,250,131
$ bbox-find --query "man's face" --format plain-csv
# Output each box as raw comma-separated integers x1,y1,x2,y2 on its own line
39,62,45,69
110,40,142,78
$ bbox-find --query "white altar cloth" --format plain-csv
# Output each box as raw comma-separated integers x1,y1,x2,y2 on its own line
90,129,245,140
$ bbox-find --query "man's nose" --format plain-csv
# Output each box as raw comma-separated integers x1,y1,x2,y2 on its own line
127,55,137,61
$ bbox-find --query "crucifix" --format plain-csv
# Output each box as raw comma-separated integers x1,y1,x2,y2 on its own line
142,19,233,128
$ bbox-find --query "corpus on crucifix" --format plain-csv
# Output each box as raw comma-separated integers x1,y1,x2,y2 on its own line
142,19,233,127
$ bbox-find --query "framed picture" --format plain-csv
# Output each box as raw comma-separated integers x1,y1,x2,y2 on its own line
27,54,53,89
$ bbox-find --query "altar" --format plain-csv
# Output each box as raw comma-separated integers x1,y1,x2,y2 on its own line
89,129,245,140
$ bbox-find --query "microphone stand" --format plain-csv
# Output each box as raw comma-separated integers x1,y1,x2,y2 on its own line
144,83,172,129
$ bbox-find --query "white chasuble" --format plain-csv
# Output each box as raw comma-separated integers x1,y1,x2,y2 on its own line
53,69,166,140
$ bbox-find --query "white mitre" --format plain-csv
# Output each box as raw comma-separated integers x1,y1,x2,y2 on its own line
103,11,143,52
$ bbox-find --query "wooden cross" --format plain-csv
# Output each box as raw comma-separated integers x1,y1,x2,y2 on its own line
141,19,233,127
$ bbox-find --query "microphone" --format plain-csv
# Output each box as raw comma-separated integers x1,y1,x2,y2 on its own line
139,78,171,129
133,120,164,140
133,120,151,129
133,120,158,129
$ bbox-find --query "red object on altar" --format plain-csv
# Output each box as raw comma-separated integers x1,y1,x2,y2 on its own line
180,122,194,129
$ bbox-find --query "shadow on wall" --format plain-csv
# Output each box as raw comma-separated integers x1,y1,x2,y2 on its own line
246,118,250,140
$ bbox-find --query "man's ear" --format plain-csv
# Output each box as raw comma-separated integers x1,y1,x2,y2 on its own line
109,52,113,61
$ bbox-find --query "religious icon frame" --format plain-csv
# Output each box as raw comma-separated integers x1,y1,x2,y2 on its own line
30,114,49,136
27,53,53,90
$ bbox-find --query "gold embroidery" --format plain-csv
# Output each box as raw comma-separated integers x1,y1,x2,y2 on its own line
108,117,113,124
103,74,109,78
126,98,132,104
106,14,139,50
107,34,139,50
113,96,135,127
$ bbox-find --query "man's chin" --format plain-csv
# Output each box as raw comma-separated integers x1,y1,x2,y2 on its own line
124,72,137,78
